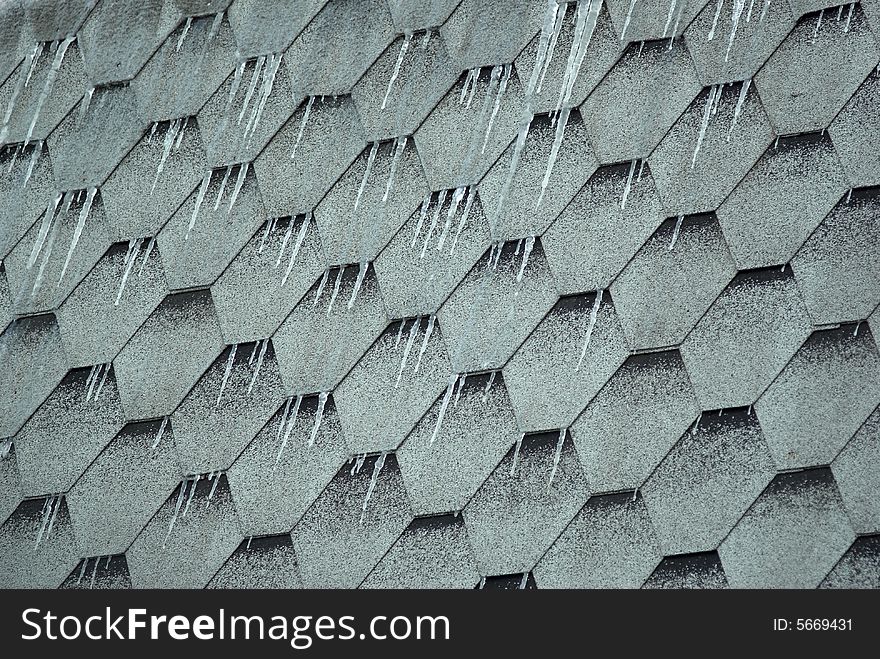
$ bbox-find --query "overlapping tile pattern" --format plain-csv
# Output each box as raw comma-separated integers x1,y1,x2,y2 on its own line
1,0,878,589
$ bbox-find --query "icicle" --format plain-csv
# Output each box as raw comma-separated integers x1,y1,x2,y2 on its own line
138,236,156,276
326,266,345,316
519,572,529,589
430,375,457,444
396,317,420,386
846,188,853,204
32,202,62,296
0,44,40,144
77,558,88,584
478,576,486,589
308,391,328,446
354,142,379,211
275,397,292,444
509,436,523,476
58,187,96,286
452,373,467,407
382,136,407,204
182,476,200,516
411,195,430,248
281,215,310,285
575,289,604,371
413,314,435,373
176,17,193,52
162,482,187,548
360,452,387,523
274,395,302,467
94,362,110,400
421,189,448,258
620,159,637,209
621,0,638,42
0,438,11,460
459,68,477,106
437,186,465,251
209,10,224,39
152,119,181,194
691,411,702,436
482,371,496,401
491,241,503,271
535,1,566,97
760,0,771,21
147,122,158,144
25,36,74,146
692,86,717,168
207,471,221,500
84,364,99,400
151,416,168,450
265,218,282,259
726,0,747,61
6,144,21,174
465,68,479,109
351,453,367,476
35,497,53,548
482,64,511,154
516,236,535,282
290,96,314,160
246,338,268,395
669,215,684,251
664,0,679,37
845,3,854,32
22,141,42,188
248,339,259,366
79,86,95,122
227,162,248,215
395,319,405,347
249,53,282,138
226,61,246,112
187,174,210,240
495,118,532,225
28,195,61,269
238,56,265,127
114,240,140,306
381,34,412,110
89,557,99,588
727,78,751,141
813,9,824,40
246,535,253,549
312,269,330,306
216,344,237,406
631,487,639,502
347,262,367,309
708,0,724,40
746,0,757,21
450,186,476,256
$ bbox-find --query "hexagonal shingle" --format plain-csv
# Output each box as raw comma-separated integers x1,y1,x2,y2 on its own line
534,491,662,588
680,267,812,409
830,70,880,188
0,142,55,260
820,535,880,589
504,292,630,433
605,0,710,44
208,534,303,589
464,430,591,576
717,133,849,270
642,551,728,589
833,405,880,534
641,408,776,555
571,350,700,493
396,371,520,516
719,468,855,588
386,0,460,32
754,6,879,135
612,214,737,350
227,0,327,59
61,555,132,590
756,325,880,470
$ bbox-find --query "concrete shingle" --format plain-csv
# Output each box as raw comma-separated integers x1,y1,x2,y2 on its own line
754,6,879,135
0,2,25,88
542,163,666,294
719,467,856,588
571,350,700,493
717,133,849,270
830,70,880,187
227,394,349,537
504,292,630,433
65,419,182,557
396,371,520,516
819,535,880,589
642,551,728,589
605,0,709,43
792,187,880,324
641,408,776,555
464,430,590,575
534,491,662,588
0,142,56,260
362,514,481,588
387,0,460,32
208,534,303,589
291,453,413,588
227,0,327,58
832,405,880,533
612,214,737,349
757,325,880,469
680,267,812,409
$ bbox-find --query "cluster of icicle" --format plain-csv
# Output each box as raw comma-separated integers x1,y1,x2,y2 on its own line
162,471,224,548
312,261,369,314
691,78,752,166
353,136,409,211
392,314,437,388
429,370,499,448
381,28,436,111
75,555,115,589
187,162,250,239
226,52,283,143
83,362,112,402
410,187,477,259
258,215,311,286
273,392,329,467
485,236,536,283
2,140,44,188
348,451,390,524
507,427,568,493
215,338,271,407
34,494,63,550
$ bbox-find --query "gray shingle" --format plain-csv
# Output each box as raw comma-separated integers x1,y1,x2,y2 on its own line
464,431,590,575
61,555,132,589
680,267,812,409
172,340,286,473
0,2,25,88
0,142,56,260
832,405,880,533
478,111,599,241
754,6,879,135
504,292,629,432
437,239,557,373
717,133,849,270
113,289,225,420
372,188,492,319
22,0,96,42
333,316,451,453
612,214,737,349
756,325,880,470
208,534,304,589
0,496,80,588
792,187,880,324
387,0,461,32
830,70,880,187
291,453,413,588
650,80,773,216
396,371,520,516
642,551,728,589
362,514,480,588
253,95,365,218
534,491,662,588
65,419,182,557
641,408,776,555
56,240,169,368
718,468,856,588
15,366,125,497
314,138,429,265
571,350,700,493
0,444,23,527
605,0,709,43
127,474,243,588
227,394,349,536
0,314,68,438
227,0,327,58
542,163,666,294
284,0,395,97
579,39,701,163
819,535,880,588
211,216,325,344
273,265,388,396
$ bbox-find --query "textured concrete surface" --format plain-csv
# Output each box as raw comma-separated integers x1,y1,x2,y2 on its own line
1,0,878,590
